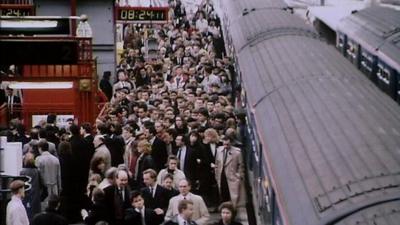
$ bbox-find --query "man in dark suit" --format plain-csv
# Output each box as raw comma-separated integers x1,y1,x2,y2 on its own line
81,122,95,158
104,169,131,225
99,71,113,101
31,195,67,225
165,200,198,225
174,134,196,181
140,169,169,212
5,86,21,119
106,122,125,167
146,124,168,172
69,124,92,220
124,191,164,225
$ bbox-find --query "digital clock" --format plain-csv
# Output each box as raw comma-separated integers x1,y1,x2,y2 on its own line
116,7,168,24
0,6,34,16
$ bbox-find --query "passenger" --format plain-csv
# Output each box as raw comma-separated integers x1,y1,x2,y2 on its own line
35,140,61,197
20,153,42,221
215,137,245,208
6,180,30,225
161,174,180,201
157,155,186,189
83,188,110,225
214,202,243,225
103,169,131,225
165,179,209,225
31,195,67,225
91,134,112,173
124,191,164,225
164,199,198,225
98,167,118,190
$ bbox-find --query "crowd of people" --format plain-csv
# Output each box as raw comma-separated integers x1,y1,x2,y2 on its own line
4,0,248,225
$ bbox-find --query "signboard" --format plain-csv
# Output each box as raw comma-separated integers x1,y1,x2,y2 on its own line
32,115,74,128
0,40,78,64
115,7,169,24
0,5,35,17
0,18,71,36
1,141,22,176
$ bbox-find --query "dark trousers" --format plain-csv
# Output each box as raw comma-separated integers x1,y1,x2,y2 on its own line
220,170,231,203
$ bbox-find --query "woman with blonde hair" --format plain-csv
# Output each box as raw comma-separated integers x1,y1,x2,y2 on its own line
133,140,155,189
199,128,222,210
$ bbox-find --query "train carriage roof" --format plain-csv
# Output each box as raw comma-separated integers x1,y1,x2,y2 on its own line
239,34,400,225
334,201,400,225
376,33,400,71
337,6,400,70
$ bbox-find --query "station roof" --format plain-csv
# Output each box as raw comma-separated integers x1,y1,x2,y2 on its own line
308,3,365,31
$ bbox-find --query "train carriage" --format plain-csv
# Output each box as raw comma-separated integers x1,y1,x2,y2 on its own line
337,6,400,100
216,0,400,224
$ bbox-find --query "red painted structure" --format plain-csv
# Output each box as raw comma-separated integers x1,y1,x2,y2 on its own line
1,36,98,127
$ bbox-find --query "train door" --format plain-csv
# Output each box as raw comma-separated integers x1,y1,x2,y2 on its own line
336,32,347,56
359,47,377,83
345,39,360,67
396,71,400,104
376,60,397,99
271,188,283,225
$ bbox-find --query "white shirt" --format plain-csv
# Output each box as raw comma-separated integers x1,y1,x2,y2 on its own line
177,214,189,225
210,143,217,158
6,195,29,225
149,184,157,198
177,146,187,171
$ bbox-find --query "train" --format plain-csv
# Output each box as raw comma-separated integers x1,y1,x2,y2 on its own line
214,0,400,224
336,6,400,103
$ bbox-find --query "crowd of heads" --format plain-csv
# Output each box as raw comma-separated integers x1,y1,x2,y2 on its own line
4,1,247,225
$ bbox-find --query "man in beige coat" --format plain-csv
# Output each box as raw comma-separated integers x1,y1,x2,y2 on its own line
215,136,245,207
91,135,111,171
165,179,209,225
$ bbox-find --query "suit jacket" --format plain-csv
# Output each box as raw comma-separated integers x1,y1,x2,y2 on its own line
35,152,61,194
84,201,111,225
135,154,155,189
165,215,198,225
31,210,67,225
151,137,168,172
106,134,125,167
124,207,163,225
140,184,169,211
84,134,95,158
165,193,209,225
174,146,196,182
213,220,243,225
70,135,92,193
100,78,113,101
215,146,245,206
104,185,131,224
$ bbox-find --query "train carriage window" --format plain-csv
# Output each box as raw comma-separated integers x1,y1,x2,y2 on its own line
360,51,373,72
346,41,357,59
377,63,391,85
241,87,247,107
337,33,345,49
